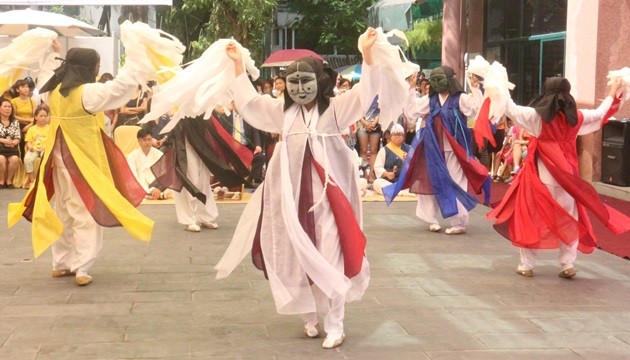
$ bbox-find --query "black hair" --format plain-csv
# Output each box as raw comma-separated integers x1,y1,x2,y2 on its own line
136,127,152,139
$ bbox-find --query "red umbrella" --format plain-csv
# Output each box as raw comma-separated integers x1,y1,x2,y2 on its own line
261,49,324,67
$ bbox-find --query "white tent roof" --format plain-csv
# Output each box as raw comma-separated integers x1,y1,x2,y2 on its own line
0,1,171,4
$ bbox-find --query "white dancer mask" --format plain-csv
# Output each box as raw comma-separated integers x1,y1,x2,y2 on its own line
286,64,318,106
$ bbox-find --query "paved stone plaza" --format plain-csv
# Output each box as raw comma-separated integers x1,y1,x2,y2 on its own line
2,189,630,359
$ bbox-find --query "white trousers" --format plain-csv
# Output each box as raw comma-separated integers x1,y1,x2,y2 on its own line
301,286,345,338
174,140,218,226
518,183,578,270
415,151,468,227
51,146,103,274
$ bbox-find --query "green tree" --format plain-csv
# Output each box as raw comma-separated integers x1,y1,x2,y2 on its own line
157,0,277,62
289,0,376,55
405,17,442,58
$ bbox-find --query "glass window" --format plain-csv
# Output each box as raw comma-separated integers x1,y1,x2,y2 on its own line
541,39,565,78
523,0,567,36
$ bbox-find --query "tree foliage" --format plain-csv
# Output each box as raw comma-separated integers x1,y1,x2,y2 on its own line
157,0,277,62
405,17,442,57
288,0,376,55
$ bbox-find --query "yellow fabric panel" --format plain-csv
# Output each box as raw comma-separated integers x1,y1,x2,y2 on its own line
8,84,153,258
114,125,141,157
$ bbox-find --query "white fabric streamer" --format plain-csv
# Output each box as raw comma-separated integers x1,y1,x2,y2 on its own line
119,20,185,89
0,27,58,91
141,38,259,134
467,55,514,122
607,67,630,101
358,27,419,130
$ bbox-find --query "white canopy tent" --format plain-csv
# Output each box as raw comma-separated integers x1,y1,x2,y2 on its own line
0,1,172,4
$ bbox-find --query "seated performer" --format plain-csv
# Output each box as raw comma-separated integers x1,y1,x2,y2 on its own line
488,77,630,278
126,128,169,200
372,124,411,195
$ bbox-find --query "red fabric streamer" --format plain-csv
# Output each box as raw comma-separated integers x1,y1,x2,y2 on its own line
473,97,496,150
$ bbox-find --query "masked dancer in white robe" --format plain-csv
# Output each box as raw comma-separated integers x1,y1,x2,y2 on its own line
215,27,412,349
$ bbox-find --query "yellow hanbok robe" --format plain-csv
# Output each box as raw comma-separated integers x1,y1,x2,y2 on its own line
8,84,153,257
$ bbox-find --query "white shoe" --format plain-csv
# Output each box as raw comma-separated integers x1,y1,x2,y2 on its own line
510,165,520,174
322,334,345,349
445,226,466,235
185,224,201,232
200,222,219,229
428,223,441,232
303,323,320,338
75,274,93,286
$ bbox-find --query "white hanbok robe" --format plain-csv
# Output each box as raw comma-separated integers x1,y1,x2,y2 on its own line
216,65,380,316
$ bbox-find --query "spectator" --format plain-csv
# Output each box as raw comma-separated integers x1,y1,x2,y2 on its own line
117,85,149,127
272,75,286,100
337,78,357,149
487,116,507,180
97,73,118,137
141,112,171,148
510,127,532,175
10,78,36,157
418,78,430,96
356,96,381,183
126,128,169,200
373,124,411,195
22,105,50,188
261,78,274,95
0,98,20,188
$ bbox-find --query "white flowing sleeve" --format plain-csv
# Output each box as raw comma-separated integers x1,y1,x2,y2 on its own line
232,73,284,134
459,91,482,119
504,99,542,136
578,96,614,136
82,67,145,114
404,89,430,119
373,147,387,178
331,63,379,129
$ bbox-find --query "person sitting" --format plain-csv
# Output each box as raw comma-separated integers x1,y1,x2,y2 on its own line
510,128,531,174
22,105,50,188
141,112,171,150
0,98,21,188
372,124,411,195
495,121,518,181
126,128,169,200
